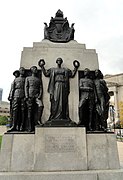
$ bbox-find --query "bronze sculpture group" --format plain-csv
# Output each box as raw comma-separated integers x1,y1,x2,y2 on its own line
79,68,110,131
7,10,110,133
8,66,43,132
8,57,109,133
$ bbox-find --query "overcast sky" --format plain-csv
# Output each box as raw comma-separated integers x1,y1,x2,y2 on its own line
0,0,123,101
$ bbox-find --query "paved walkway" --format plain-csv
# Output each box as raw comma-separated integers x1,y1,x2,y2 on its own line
0,126,7,135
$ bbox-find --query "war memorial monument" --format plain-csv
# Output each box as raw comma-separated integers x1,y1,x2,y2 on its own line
0,10,123,180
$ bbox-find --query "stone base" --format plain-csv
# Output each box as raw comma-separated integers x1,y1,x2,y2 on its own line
87,133,120,170
34,127,87,171
0,169,123,180
0,127,87,172
0,127,120,173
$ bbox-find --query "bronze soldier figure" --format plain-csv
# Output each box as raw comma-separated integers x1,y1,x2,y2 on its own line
94,69,110,131
8,70,20,128
25,66,44,132
8,67,25,132
79,68,95,131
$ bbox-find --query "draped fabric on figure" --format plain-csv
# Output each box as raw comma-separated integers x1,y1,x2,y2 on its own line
46,67,72,120
38,58,80,125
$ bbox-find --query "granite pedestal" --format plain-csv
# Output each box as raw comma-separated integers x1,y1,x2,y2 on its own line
0,128,87,172
87,133,120,170
0,127,122,180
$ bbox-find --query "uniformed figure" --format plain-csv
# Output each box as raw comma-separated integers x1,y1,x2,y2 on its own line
79,68,95,131
8,70,20,128
94,69,110,131
25,66,44,132
8,67,25,132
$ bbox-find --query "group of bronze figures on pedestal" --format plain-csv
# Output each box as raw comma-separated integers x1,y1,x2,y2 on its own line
7,10,109,132
7,57,109,133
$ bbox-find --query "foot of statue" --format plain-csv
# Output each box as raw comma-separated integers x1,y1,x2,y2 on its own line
27,128,35,133
37,120,43,126
7,127,17,132
100,127,107,132
88,124,93,131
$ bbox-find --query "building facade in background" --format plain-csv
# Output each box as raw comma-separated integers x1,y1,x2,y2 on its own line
105,73,123,128
0,101,10,117
0,88,10,117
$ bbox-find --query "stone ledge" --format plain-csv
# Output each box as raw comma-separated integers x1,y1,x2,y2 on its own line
33,40,86,49
0,169,123,180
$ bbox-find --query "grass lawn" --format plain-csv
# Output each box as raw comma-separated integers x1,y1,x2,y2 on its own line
0,136,2,149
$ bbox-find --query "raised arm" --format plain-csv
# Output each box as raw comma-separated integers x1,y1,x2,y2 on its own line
70,60,80,78
38,59,50,77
